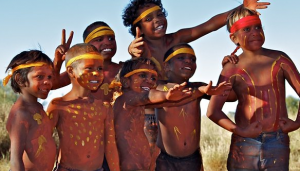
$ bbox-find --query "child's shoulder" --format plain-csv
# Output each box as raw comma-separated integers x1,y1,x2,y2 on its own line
263,48,289,59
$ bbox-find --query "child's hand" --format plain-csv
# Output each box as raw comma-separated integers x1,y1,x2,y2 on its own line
279,118,300,133
236,121,262,138
128,27,151,58
243,0,270,15
222,55,238,67
166,82,192,101
54,29,73,64
199,81,232,96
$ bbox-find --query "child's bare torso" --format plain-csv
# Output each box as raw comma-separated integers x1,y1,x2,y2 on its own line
7,101,56,170
114,95,151,170
156,84,201,157
225,50,297,132
53,99,109,170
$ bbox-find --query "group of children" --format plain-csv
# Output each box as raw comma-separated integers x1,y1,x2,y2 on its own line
4,0,300,171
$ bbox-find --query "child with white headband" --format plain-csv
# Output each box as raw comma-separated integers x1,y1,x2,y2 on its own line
207,6,300,170
47,43,120,171
4,50,56,170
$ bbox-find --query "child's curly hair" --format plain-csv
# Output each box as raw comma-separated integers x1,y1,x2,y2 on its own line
122,0,167,37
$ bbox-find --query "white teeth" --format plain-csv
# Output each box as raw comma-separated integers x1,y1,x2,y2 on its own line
156,25,163,30
184,67,191,70
90,81,99,83
142,87,150,91
103,49,112,52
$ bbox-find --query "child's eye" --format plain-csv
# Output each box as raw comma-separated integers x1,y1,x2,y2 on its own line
85,67,92,70
47,75,52,80
255,25,262,30
145,17,152,22
178,56,185,60
97,67,103,71
95,37,104,42
243,27,250,32
108,36,115,41
37,75,44,80
139,73,147,78
157,12,164,17
151,76,157,81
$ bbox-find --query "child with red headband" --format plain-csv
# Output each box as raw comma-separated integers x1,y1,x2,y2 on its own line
206,7,300,171
47,43,120,171
4,50,56,170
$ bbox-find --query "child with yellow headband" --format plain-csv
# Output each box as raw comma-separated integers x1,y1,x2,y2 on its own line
53,21,122,171
123,0,270,79
206,7,300,171
151,43,233,171
53,21,122,104
113,57,196,171
47,43,120,171
4,50,56,170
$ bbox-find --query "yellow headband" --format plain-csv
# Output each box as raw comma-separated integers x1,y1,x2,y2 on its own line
84,26,115,43
66,53,103,67
3,62,48,86
124,69,157,78
133,6,161,25
164,48,195,62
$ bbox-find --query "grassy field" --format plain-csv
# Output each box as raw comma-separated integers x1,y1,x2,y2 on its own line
0,85,299,170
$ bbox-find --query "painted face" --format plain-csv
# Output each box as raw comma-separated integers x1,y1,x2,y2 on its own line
138,4,167,39
25,65,53,99
234,24,265,51
89,34,117,61
127,64,158,93
167,53,197,82
74,59,104,91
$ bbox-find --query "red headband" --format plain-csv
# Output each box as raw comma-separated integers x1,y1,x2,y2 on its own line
230,15,261,34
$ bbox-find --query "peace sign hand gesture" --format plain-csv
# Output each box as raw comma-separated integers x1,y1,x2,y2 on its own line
54,29,74,64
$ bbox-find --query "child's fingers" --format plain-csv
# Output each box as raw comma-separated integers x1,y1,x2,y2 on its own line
61,29,66,45
66,31,74,47
136,27,142,38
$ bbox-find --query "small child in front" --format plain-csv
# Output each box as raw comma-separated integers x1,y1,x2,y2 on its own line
5,50,56,170
47,43,120,171
206,7,300,171
113,57,193,171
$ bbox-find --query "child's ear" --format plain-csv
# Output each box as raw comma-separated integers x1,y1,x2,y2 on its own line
120,77,130,88
229,33,239,46
67,66,75,78
14,73,25,87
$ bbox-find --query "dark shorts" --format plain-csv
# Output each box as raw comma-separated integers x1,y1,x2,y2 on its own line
54,163,103,171
227,130,290,171
155,149,202,171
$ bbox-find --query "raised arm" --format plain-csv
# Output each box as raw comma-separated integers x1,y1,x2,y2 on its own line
176,0,270,43
52,29,73,89
104,107,120,171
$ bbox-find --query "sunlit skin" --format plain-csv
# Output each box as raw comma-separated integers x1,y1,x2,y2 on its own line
114,63,193,170
53,29,122,104
47,58,120,171
207,23,300,138
129,1,270,79
7,65,56,171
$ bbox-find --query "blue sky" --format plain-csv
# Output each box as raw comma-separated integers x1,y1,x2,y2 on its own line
1,0,299,114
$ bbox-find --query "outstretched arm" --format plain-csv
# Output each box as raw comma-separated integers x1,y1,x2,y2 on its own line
52,29,73,89
176,0,270,43
104,107,120,171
